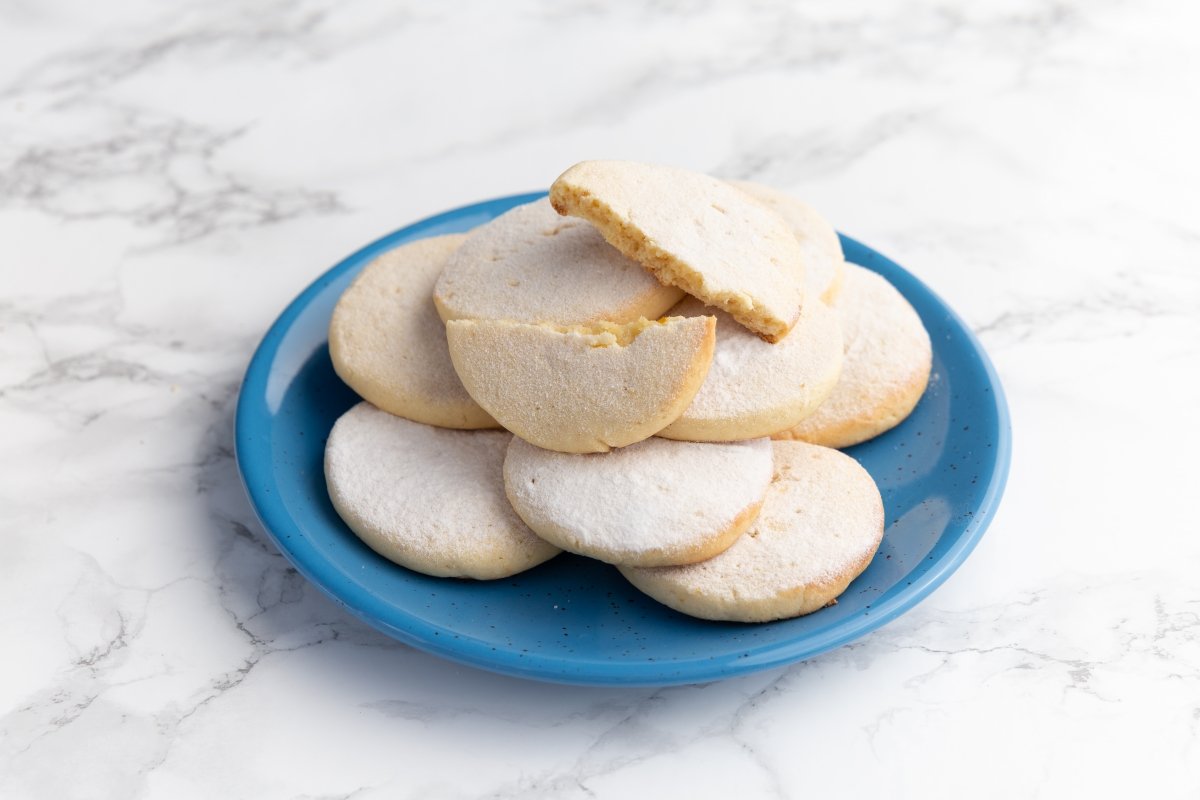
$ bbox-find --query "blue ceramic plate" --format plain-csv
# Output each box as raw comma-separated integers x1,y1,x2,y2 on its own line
235,192,1011,687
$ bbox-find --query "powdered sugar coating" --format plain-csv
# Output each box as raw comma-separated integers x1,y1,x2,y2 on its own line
446,316,715,454
658,293,842,441
777,264,932,448
550,161,807,342
324,403,559,579
504,436,773,566
433,197,682,325
328,234,495,429
728,180,846,303
620,440,884,622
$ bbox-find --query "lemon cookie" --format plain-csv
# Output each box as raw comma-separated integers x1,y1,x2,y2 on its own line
658,294,842,442
324,402,559,579
328,235,496,429
433,197,682,325
620,440,884,622
775,265,931,448
549,160,807,342
504,436,772,567
728,180,846,303
446,316,715,453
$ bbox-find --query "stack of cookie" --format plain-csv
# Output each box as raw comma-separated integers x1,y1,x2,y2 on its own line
324,161,932,623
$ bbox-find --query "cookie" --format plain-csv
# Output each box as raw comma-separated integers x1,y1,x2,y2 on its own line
504,436,772,567
549,160,807,342
728,180,846,303
324,402,559,579
775,264,932,448
657,293,842,442
445,315,715,453
620,440,884,622
328,235,497,429
433,197,683,325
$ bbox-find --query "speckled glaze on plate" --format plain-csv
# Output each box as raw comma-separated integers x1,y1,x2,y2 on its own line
234,192,1011,687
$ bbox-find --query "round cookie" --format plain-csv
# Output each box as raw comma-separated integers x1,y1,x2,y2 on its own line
324,402,559,579
727,180,846,303
658,293,842,442
446,315,715,454
775,264,932,448
620,440,884,623
328,234,496,430
433,197,683,325
550,160,807,342
504,436,773,567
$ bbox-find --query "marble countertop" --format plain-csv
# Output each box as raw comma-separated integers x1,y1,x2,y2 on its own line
3,1,1198,797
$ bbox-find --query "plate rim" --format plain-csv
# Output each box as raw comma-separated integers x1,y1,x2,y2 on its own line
235,192,1012,686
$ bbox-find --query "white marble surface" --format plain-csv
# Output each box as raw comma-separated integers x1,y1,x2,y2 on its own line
2,0,1198,797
